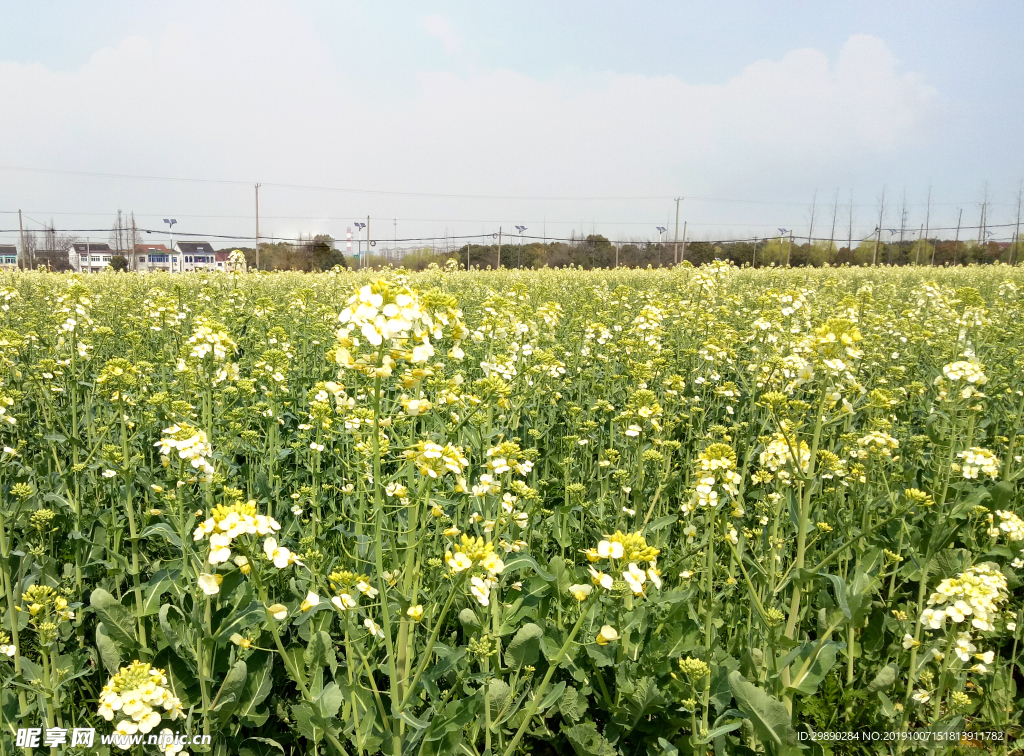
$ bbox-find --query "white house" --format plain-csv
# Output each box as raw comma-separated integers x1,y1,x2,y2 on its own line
133,243,180,272
176,242,229,272
68,242,115,273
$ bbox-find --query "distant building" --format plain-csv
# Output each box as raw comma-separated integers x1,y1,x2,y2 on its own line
69,240,230,274
0,244,17,269
177,241,229,272
69,242,115,273
134,243,180,273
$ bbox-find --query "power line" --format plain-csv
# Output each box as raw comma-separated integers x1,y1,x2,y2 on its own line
0,165,667,201
4,221,1021,249
2,165,1018,207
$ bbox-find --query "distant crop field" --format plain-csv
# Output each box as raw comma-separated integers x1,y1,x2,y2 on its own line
0,262,1022,755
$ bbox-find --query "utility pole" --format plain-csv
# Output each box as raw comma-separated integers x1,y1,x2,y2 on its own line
807,190,818,248
787,230,793,267
366,216,371,270
978,182,989,245
615,243,619,269
873,187,886,266
255,183,261,271
680,221,688,263
752,236,758,267
18,208,26,270
915,224,923,266
828,189,838,264
132,216,137,271
953,209,963,266
1013,182,1022,266
497,227,502,268
673,197,682,265
923,184,933,265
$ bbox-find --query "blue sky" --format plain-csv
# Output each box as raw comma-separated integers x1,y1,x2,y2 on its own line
1,1,1022,249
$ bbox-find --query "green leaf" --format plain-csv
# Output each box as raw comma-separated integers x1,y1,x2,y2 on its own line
315,681,343,719
563,721,618,756
990,481,1015,510
504,622,542,671
95,624,123,674
213,601,265,643
557,686,588,724
709,658,740,713
503,553,556,581
292,701,326,742
159,604,189,650
303,630,337,674
785,641,841,696
930,549,970,581
211,659,248,717
141,578,171,617
867,663,898,694
656,737,679,755
155,647,200,708
548,555,571,595
647,515,678,533
90,588,137,648
487,679,514,724
537,681,566,713
140,522,183,548
238,737,286,756
728,671,801,756
693,721,743,744
237,651,274,724
459,608,482,633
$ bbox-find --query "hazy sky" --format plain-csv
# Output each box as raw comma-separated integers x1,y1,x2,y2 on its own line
2,1,1022,251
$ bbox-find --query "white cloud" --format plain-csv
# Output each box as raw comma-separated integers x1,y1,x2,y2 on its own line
420,15,461,54
0,16,937,240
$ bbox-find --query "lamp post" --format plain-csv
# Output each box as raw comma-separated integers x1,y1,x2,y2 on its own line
163,219,177,272
656,227,666,267
778,229,789,266
354,222,366,269
514,225,527,268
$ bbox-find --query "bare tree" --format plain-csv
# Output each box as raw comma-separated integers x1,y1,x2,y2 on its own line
110,209,127,256
39,221,79,271
20,229,38,269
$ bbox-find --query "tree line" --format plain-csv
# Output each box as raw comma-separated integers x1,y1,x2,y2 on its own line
432,234,1022,270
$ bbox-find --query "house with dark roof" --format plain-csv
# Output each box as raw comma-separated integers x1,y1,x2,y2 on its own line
69,242,115,273
177,241,229,272
0,244,17,269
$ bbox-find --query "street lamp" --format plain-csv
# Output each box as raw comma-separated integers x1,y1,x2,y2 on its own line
778,229,790,267
163,219,177,271
656,227,666,267
354,222,366,269
515,225,527,268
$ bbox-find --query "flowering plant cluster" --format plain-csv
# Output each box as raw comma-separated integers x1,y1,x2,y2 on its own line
96,661,184,745
3,265,1024,756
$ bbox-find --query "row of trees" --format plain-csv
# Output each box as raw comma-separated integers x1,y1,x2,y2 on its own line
227,235,347,272
431,234,1022,270
12,214,1021,273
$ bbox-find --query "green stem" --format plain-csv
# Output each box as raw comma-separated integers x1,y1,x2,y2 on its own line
500,600,592,756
